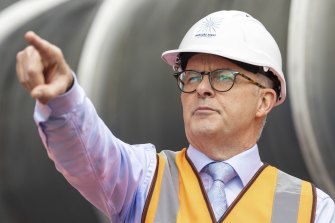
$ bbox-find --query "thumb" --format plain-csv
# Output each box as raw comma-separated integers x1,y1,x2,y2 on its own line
31,82,65,104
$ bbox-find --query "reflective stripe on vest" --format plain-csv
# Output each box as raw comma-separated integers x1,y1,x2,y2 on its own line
142,148,316,223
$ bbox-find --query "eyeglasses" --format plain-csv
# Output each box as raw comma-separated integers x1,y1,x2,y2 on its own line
173,69,266,93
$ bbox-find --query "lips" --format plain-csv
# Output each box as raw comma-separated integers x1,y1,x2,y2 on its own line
193,106,219,115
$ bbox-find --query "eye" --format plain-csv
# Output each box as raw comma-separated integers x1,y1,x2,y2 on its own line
183,71,202,84
212,70,235,82
217,75,232,81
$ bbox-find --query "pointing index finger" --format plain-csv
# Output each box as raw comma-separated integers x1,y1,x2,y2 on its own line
24,31,59,61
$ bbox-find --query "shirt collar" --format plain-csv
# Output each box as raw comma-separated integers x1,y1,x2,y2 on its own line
187,144,263,186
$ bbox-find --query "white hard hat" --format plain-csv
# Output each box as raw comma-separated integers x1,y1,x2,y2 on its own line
162,10,286,106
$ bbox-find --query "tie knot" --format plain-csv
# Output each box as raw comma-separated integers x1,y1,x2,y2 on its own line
205,162,236,184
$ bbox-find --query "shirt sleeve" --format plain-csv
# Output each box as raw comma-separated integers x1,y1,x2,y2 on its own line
315,188,335,223
33,76,157,221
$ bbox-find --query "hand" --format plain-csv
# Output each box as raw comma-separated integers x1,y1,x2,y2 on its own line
16,31,73,104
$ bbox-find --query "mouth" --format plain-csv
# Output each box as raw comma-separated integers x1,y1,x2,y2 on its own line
193,106,219,115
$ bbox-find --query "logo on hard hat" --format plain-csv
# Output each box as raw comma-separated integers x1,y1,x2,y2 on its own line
195,16,222,38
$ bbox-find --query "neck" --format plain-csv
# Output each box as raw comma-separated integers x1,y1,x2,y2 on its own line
188,130,258,161
193,139,255,161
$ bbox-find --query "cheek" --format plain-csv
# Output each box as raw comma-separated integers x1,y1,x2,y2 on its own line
181,94,195,126
180,94,189,119
217,91,251,118
223,94,258,122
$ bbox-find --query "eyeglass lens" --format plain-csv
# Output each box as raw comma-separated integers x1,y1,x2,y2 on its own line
177,69,236,92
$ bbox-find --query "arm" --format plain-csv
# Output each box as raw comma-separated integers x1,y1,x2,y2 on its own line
17,32,157,221
35,78,157,219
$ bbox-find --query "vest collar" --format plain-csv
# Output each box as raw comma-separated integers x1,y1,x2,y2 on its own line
187,144,263,186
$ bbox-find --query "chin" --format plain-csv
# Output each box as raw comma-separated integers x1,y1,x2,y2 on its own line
190,123,219,137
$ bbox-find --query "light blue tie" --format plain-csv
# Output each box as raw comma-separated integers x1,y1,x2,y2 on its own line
204,162,237,221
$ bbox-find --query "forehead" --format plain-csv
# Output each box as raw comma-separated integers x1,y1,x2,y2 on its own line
186,53,241,70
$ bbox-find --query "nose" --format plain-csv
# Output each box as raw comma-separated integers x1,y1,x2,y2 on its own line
196,75,215,97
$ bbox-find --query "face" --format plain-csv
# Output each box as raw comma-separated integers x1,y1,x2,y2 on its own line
181,54,272,155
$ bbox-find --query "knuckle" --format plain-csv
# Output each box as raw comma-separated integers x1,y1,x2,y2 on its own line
52,46,63,59
19,76,28,86
26,45,34,50
26,45,36,53
16,51,23,61
54,47,62,55
18,77,25,85
27,67,36,77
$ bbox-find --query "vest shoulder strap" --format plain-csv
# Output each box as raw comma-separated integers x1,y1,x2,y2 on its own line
222,165,316,223
142,149,215,223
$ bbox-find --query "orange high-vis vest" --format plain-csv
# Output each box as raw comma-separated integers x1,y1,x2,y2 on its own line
141,148,316,223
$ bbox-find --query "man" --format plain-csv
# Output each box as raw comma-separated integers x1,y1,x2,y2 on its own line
16,10,334,222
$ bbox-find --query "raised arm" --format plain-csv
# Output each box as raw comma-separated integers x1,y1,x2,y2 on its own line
16,32,157,221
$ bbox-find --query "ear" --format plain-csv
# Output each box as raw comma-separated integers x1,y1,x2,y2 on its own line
256,89,277,118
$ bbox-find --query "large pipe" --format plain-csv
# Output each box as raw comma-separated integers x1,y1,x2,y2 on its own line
288,0,335,196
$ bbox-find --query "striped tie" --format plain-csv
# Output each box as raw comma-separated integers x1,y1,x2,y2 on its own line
204,162,237,221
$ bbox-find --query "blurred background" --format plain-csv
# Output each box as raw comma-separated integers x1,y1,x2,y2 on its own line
0,0,334,222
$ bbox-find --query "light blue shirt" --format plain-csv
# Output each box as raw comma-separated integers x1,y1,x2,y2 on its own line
34,78,335,222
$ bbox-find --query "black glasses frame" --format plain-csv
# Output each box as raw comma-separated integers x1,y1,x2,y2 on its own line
173,69,266,93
